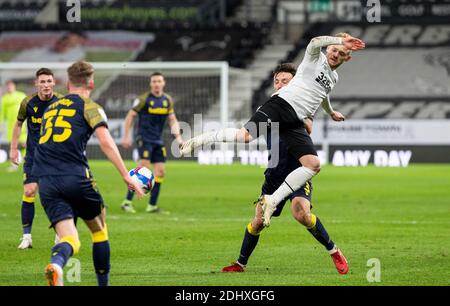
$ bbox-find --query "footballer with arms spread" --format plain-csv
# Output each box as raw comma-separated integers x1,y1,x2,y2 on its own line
181,33,365,227
221,63,348,274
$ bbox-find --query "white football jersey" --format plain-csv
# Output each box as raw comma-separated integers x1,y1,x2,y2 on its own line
277,36,341,119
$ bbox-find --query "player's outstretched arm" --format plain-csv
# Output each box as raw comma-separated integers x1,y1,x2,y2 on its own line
307,36,345,55
9,120,24,165
342,35,365,51
96,126,145,198
121,110,137,149
306,35,365,57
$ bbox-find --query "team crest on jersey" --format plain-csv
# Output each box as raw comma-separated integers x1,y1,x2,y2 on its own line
150,101,154,106
163,100,168,107
33,106,38,113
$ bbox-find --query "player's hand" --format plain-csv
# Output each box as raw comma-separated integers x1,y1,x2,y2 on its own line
121,137,132,149
331,111,345,122
342,36,365,51
124,175,145,199
9,148,19,166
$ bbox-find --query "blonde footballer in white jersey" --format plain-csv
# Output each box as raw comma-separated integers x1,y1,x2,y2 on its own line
181,33,365,226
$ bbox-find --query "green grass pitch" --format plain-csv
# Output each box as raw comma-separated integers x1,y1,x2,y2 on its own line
0,161,449,286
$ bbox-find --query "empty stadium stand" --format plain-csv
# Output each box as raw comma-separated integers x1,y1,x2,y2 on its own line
251,22,450,119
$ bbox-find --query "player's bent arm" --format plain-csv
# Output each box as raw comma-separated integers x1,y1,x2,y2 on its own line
321,96,334,115
9,120,24,165
122,110,137,148
167,113,183,145
95,126,145,198
321,96,345,122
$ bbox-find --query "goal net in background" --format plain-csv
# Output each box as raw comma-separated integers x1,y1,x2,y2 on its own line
0,62,254,162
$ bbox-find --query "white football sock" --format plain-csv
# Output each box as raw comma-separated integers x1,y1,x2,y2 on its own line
200,128,241,145
328,245,338,254
271,166,317,205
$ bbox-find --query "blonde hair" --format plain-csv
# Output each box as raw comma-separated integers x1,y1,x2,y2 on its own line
335,32,350,39
67,60,94,87
335,32,352,54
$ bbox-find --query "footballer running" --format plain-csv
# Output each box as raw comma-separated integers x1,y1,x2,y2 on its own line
32,61,144,286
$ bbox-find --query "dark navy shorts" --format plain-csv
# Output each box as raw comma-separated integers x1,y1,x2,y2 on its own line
137,141,166,163
38,175,104,227
245,95,317,159
261,175,313,217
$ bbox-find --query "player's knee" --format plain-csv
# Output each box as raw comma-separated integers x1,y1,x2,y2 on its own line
22,190,36,203
294,211,311,226
91,224,109,243
60,235,81,255
291,200,310,226
309,161,321,173
155,169,165,179
250,218,264,234
238,128,252,143
303,158,321,173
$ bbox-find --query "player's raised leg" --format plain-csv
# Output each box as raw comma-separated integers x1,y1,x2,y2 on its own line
45,218,80,286
290,196,348,274
180,127,252,156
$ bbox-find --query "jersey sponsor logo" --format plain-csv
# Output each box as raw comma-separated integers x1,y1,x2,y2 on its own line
148,107,170,115
31,116,42,124
315,72,332,94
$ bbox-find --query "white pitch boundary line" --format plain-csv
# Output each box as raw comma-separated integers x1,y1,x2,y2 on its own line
1,213,448,225
106,215,450,225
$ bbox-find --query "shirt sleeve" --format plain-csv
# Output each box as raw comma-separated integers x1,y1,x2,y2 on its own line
132,93,148,113
84,100,108,130
167,95,175,114
17,96,29,122
304,36,343,63
321,95,334,115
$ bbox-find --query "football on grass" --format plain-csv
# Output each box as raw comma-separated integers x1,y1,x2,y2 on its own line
129,166,154,194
